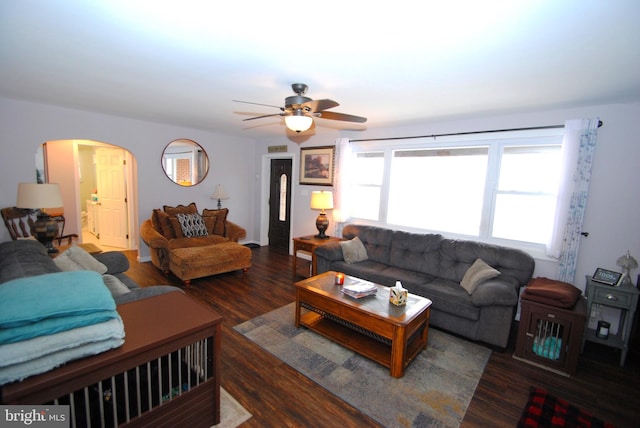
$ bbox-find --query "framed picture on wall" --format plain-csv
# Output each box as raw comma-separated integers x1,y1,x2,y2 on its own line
300,146,335,186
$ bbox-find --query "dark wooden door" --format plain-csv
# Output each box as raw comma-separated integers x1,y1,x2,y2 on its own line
268,159,292,249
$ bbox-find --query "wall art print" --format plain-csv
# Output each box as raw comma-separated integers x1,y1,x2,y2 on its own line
300,145,335,186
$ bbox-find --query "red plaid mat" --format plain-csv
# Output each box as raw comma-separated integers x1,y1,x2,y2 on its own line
518,387,615,428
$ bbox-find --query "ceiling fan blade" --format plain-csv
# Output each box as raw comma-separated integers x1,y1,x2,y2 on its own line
302,99,339,113
317,111,367,123
233,100,284,110
243,113,284,121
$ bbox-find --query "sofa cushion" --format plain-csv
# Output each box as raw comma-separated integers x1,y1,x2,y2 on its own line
168,235,229,249
521,277,581,308
102,274,131,297
152,208,175,238
93,251,130,275
169,217,185,238
0,240,61,284
460,258,500,295
175,213,208,237
163,202,198,217
415,279,481,321
202,208,228,236
342,224,393,264
53,246,108,274
340,237,368,264
389,230,442,277
202,214,218,236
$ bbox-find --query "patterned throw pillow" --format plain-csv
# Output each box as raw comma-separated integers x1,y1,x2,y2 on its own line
175,213,208,237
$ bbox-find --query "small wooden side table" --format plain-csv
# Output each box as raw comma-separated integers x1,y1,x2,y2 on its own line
582,275,639,366
292,235,342,277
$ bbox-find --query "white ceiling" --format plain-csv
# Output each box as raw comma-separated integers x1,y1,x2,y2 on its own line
1,1,639,140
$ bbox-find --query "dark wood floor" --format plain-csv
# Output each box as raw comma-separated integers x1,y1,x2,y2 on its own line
122,246,640,427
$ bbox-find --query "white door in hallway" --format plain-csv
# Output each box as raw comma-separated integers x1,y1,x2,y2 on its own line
96,147,128,248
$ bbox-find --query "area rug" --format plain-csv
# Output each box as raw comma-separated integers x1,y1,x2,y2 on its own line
234,303,491,427
518,387,614,428
213,387,252,428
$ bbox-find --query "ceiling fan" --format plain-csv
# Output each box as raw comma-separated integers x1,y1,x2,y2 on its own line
233,83,367,133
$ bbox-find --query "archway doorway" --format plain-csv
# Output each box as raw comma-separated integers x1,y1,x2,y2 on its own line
41,139,137,251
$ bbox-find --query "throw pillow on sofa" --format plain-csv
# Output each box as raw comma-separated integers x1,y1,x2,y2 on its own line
102,274,131,297
340,237,368,264
53,246,108,274
152,209,175,239
460,258,500,295
175,213,208,237
163,202,198,217
202,208,228,236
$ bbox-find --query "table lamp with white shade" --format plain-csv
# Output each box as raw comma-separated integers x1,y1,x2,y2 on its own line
16,183,64,253
211,184,229,209
310,190,334,239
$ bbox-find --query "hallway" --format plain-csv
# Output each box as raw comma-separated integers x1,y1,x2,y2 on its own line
81,226,125,253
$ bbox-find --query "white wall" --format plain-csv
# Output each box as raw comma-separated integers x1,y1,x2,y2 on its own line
0,97,257,259
3,96,639,294
254,102,640,292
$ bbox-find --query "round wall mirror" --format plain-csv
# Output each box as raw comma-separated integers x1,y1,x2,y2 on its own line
161,139,209,186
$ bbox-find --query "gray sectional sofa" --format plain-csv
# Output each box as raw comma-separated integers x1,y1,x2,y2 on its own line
0,240,181,305
314,224,535,348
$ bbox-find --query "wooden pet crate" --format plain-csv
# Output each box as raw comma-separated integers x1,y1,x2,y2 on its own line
514,297,586,377
1,292,222,428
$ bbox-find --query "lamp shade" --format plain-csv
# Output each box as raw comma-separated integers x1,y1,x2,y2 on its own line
617,251,639,270
616,251,638,287
16,183,63,209
211,184,229,200
285,110,313,133
310,190,334,211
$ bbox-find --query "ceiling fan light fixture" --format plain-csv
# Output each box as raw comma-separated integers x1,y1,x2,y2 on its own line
285,110,313,133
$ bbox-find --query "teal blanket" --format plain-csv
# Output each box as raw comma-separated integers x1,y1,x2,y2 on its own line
0,271,117,344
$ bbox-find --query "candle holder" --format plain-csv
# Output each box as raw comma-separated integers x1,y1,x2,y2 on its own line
596,320,610,339
335,272,345,285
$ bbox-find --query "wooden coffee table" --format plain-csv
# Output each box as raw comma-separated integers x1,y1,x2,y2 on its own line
295,271,432,378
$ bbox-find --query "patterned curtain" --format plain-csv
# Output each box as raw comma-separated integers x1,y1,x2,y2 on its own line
554,118,600,283
332,137,351,238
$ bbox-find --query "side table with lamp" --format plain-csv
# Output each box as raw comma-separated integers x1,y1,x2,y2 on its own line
581,252,639,366
293,190,341,277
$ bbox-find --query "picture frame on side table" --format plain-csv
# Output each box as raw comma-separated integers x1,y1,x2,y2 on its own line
592,268,623,286
300,146,335,186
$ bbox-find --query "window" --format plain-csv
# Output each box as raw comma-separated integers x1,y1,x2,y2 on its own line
346,130,563,250
350,152,384,221
492,145,561,244
388,147,488,236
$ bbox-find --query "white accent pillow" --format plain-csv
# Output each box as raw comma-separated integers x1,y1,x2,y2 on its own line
339,237,368,264
460,258,500,295
54,246,108,274
102,274,131,297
